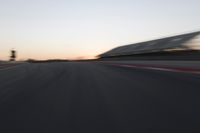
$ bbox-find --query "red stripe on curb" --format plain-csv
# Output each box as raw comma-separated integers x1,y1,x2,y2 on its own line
107,63,200,74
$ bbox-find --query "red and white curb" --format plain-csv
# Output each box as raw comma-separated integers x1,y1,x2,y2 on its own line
107,63,200,74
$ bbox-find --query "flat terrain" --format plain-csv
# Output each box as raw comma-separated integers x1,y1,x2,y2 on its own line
0,62,24,69
0,62,200,133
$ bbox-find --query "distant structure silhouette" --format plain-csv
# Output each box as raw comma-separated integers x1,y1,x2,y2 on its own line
10,49,16,61
99,31,200,60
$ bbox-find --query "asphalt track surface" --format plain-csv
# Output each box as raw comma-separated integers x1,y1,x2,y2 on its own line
0,62,200,133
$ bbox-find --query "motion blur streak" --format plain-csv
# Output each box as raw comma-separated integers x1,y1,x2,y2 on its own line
0,62,200,133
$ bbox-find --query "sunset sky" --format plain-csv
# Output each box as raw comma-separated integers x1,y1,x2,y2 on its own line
0,0,200,60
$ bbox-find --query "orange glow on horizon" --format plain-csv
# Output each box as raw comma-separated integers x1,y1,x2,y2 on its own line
15,50,103,61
